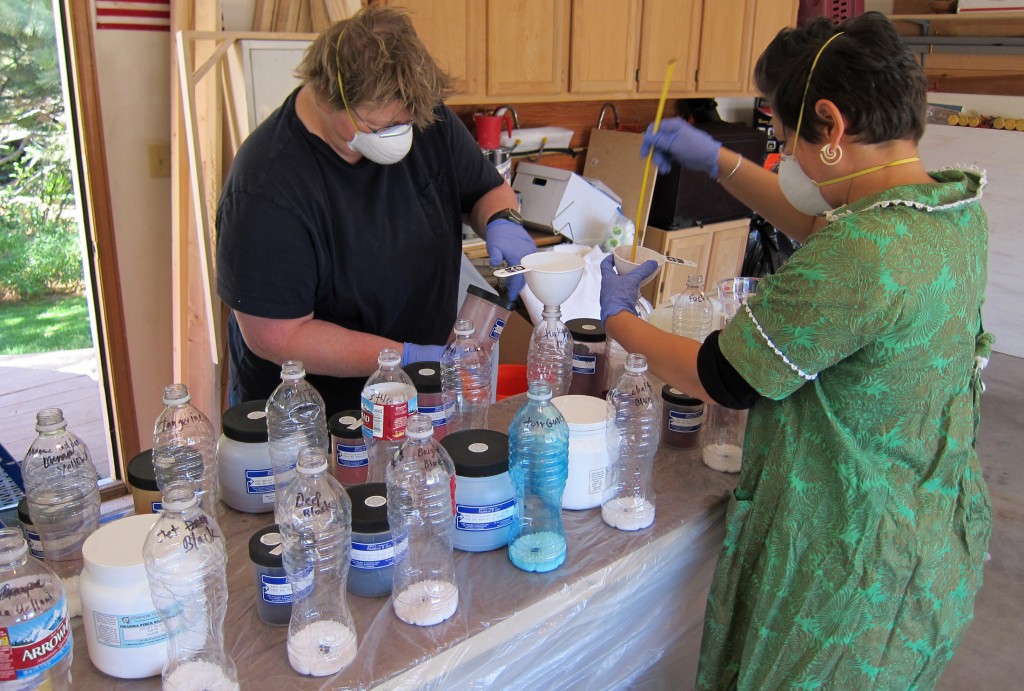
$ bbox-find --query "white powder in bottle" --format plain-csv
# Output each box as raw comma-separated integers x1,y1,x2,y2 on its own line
703,444,742,473
601,497,655,531
393,579,459,626
287,620,358,676
164,660,240,691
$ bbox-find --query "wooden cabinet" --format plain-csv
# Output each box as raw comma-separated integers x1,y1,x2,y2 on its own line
641,218,749,307
747,0,799,92
695,0,756,94
636,0,702,94
570,0,641,96
486,0,570,97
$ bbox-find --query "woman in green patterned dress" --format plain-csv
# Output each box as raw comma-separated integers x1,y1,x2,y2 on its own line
599,12,992,690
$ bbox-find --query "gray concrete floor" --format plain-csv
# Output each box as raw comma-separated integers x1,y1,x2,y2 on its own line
938,351,1024,690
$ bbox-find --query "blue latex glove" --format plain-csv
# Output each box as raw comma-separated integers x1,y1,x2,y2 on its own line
599,255,659,327
485,219,537,301
402,343,445,367
640,117,722,177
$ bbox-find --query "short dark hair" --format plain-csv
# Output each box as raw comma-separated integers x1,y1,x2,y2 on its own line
754,11,927,145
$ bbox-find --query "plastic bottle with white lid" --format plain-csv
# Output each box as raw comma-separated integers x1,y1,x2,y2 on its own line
526,307,574,397
441,318,492,433
672,274,714,342
0,527,73,690
143,482,239,691
603,353,661,531
152,383,219,519
22,407,100,581
277,447,357,676
266,360,329,502
507,380,570,572
361,348,418,483
387,414,458,626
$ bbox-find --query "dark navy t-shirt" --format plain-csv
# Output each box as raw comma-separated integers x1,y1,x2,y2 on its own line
216,89,503,414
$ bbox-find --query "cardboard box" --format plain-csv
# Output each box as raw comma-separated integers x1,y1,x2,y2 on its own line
512,162,622,247
958,0,1024,11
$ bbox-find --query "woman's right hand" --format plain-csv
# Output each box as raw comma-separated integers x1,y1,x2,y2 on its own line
641,117,722,178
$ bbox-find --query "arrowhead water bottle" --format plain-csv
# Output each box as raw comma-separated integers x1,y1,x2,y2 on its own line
143,482,238,691
0,528,73,690
526,307,574,397
361,348,418,483
672,274,714,342
22,407,100,580
277,447,357,676
266,360,329,502
441,318,492,433
153,384,219,519
507,381,569,572
603,353,661,531
386,414,458,626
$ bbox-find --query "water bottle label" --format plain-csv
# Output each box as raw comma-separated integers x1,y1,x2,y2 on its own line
489,317,506,341
260,574,293,604
23,528,45,560
335,442,368,469
245,468,276,495
91,610,167,649
571,353,597,375
418,404,448,427
361,388,417,441
0,591,71,682
668,409,704,433
350,539,397,569
456,498,515,532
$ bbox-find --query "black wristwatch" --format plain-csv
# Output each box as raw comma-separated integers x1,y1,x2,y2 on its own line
486,207,523,226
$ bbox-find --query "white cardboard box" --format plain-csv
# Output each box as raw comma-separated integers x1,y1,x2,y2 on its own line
512,162,622,247
958,0,1024,11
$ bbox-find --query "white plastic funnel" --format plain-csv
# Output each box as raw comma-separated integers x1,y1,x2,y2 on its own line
521,251,585,306
612,245,698,288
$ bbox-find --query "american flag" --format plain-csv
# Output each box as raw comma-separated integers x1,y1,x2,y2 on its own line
95,0,171,32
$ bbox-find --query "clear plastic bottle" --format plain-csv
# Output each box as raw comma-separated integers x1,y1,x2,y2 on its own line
0,528,73,690
603,353,661,531
142,482,238,691
526,306,574,397
441,318,492,433
153,384,219,519
22,407,100,581
361,348,418,484
507,381,570,573
672,274,714,343
277,448,357,676
266,360,329,502
386,414,458,626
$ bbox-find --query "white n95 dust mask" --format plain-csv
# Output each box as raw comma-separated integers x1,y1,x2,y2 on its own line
778,154,832,217
347,127,413,165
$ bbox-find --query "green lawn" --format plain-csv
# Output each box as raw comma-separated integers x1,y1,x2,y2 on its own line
0,295,93,354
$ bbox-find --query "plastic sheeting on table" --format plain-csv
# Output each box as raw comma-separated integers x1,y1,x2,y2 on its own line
71,395,736,690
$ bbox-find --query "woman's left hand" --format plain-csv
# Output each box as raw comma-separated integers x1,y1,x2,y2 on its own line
599,255,659,326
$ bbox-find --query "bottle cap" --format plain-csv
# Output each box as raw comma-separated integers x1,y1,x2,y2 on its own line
221,400,269,443
127,449,159,492
466,284,515,312
661,385,703,406
329,411,363,440
402,362,441,394
348,483,389,533
566,318,605,343
248,524,284,568
441,430,509,477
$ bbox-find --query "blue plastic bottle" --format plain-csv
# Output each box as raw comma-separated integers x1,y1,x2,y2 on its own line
507,380,570,573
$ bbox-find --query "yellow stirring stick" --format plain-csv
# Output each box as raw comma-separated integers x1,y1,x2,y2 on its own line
631,58,678,263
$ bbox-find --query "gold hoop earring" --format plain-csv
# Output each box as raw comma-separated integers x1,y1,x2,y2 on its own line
820,143,843,166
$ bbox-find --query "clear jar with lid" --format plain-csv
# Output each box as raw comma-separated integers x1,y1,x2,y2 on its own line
567,318,607,398
347,482,394,597
127,449,162,515
403,361,450,440
551,395,610,510
248,524,292,626
217,399,275,513
441,429,514,552
661,386,705,449
329,410,369,487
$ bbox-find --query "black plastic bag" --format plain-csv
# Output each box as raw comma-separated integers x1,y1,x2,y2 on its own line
741,214,802,278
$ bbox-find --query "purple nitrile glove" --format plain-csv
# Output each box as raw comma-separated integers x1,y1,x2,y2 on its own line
599,255,659,327
401,343,446,367
640,117,722,177
485,219,536,301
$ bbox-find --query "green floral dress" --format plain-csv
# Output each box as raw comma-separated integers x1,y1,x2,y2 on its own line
701,169,993,690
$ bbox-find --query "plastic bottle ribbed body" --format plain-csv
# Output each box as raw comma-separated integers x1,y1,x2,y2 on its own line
362,349,418,484
0,528,73,690
672,275,714,343
526,307,574,398
142,483,238,691
266,361,329,502
276,448,356,676
22,407,100,580
507,381,569,573
603,354,661,531
441,319,492,433
386,415,458,626
153,384,219,519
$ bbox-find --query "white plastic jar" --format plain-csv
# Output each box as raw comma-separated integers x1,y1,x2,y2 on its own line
217,399,275,512
552,395,610,510
79,513,167,679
